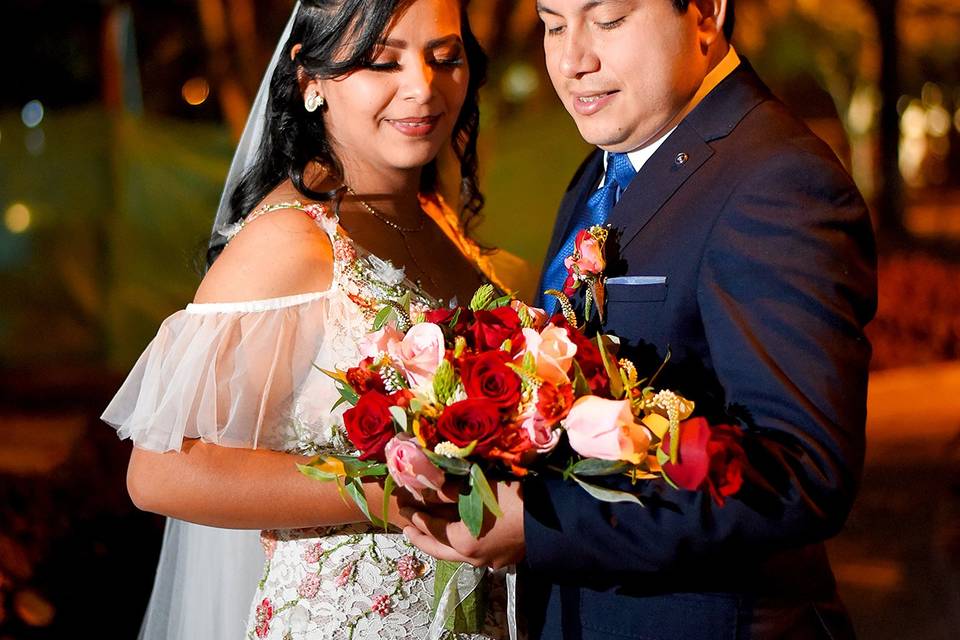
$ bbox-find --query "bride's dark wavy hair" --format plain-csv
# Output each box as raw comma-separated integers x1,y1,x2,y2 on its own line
208,0,487,267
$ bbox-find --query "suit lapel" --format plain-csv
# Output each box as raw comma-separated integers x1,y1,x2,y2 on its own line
605,60,772,251
605,123,713,251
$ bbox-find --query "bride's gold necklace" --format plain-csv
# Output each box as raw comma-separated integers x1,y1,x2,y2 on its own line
343,184,440,294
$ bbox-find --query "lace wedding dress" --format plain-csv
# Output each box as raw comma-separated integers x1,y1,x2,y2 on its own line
103,196,511,639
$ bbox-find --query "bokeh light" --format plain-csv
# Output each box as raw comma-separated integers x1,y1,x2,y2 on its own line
181,77,210,106
501,63,539,104
5,203,32,234
20,100,44,128
25,128,45,156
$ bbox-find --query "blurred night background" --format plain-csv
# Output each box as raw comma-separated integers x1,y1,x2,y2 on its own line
1,0,959,637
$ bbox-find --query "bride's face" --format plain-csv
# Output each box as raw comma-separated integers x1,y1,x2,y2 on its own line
318,0,469,175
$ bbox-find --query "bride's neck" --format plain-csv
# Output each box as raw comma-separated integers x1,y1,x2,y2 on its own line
309,159,424,221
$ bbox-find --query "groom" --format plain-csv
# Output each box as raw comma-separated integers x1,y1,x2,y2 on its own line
404,0,877,637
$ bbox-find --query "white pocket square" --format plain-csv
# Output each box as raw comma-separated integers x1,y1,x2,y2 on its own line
605,276,667,285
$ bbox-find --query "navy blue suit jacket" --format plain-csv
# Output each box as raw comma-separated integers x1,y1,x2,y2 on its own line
522,62,877,639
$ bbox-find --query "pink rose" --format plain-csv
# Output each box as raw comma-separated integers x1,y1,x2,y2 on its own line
358,323,404,359
564,229,605,277
515,324,577,385
519,407,562,454
564,396,650,464
384,435,445,501
393,323,445,387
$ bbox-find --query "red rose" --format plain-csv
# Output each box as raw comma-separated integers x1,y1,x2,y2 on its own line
471,307,522,351
535,381,574,423
436,398,502,455
661,418,746,506
345,358,387,395
704,424,746,505
459,350,522,413
425,307,474,335
343,391,397,461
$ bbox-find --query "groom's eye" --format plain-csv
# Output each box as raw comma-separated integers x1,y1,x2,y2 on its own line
544,23,566,36
596,17,626,30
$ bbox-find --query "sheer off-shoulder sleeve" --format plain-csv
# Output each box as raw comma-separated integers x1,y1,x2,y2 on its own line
102,291,343,453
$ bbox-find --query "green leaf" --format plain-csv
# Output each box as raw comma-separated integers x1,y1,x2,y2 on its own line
345,477,387,529
388,405,408,432
381,474,396,533
656,446,670,467
296,463,340,482
335,381,359,407
315,365,348,383
570,475,644,506
448,307,462,330
330,455,388,478
373,305,395,331
490,294,514,309
570,360,591,397
660,467,681,490
596,334,624,399
458,485,484,538
424,449,471,475
470,464,503,518
571,458,631,477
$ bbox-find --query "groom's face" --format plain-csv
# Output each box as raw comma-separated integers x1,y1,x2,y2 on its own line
538,0,713,152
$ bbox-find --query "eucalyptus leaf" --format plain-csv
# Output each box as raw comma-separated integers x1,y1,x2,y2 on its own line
570,360,591,397
382,474,396,533
335,381,359,407
571,458,631,477
373,305,395,331
570,475,644,506
424,449,471,475
388,405,408,432
596,335,624,399
459,486,484,538
470,464,503,518
296,463,340,482
345,477,387,529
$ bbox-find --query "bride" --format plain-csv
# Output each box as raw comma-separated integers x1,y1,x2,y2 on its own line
102,0,517,637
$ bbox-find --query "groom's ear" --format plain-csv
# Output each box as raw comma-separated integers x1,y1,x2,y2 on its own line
691,0,729,48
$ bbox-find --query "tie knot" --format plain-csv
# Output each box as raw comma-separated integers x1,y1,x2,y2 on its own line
606,152,636,192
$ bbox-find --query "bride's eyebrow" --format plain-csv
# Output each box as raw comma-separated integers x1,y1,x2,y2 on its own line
378,34,463,49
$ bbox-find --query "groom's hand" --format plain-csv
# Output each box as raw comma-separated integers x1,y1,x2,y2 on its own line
401,480,525,570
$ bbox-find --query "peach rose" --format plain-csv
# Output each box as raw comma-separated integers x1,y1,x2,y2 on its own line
516,323,577,385
564,396,650,464
393,323,445,387
384,435,444,501
510,300,549,331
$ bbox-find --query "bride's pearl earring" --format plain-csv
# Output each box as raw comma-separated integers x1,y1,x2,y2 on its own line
304,93,325,113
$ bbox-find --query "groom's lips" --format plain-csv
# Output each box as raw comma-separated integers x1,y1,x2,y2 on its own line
572,90,618,116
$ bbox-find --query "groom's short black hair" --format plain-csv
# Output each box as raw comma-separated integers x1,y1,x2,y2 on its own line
673,0,735,42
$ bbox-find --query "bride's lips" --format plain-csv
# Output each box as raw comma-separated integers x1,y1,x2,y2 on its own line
571,91,618,116
386,115,442,137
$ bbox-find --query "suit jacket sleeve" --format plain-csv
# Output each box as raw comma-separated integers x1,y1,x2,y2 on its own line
523,145,877,575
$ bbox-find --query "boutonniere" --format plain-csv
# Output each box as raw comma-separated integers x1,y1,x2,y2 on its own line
546,225,609,327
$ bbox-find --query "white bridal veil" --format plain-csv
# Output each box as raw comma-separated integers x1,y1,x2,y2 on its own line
137,5,301,639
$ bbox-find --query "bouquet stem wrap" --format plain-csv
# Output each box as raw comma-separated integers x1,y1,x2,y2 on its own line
429,560,486,637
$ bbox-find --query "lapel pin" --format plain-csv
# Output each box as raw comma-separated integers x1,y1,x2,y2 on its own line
674,152,689,166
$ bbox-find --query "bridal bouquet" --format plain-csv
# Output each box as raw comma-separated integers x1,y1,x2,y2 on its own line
300,280,745,537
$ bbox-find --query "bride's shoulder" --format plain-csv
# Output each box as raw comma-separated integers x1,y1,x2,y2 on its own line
195,192,336,305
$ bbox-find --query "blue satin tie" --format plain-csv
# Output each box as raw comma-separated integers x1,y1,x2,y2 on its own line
541,152,637,306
